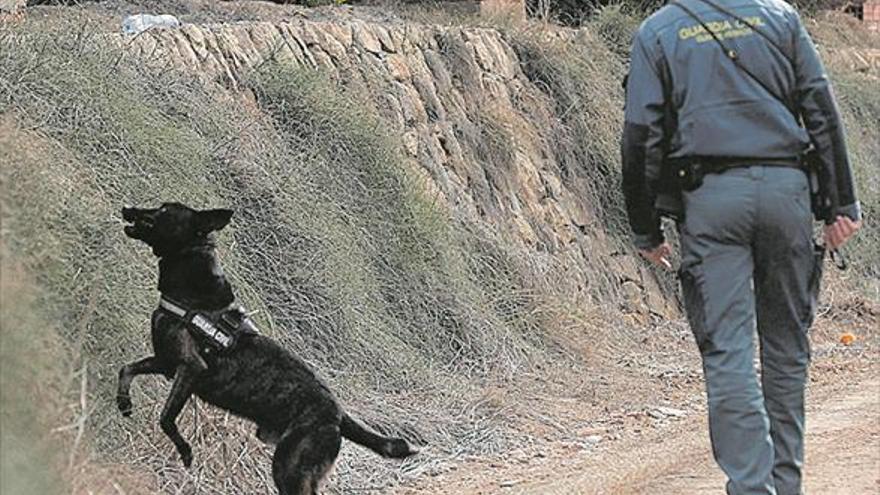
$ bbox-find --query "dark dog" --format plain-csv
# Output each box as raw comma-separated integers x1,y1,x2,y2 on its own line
116,203,418,495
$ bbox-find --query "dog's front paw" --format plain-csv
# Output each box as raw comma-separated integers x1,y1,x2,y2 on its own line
179,444,193,468
116,394,133,417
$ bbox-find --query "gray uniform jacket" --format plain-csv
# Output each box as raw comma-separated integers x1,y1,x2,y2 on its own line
621,0,862,249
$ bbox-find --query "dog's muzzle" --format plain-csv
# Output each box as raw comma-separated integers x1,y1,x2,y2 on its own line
122,207,155,237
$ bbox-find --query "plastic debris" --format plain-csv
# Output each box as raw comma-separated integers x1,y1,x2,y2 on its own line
122,14,181,35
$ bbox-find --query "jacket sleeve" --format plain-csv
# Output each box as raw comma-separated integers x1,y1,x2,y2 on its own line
790,11,861,223
621,31,669,250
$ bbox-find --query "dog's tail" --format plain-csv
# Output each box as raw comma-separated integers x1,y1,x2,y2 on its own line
339,413,418,458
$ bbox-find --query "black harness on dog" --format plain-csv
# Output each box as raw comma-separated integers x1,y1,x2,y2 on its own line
159,297,259,354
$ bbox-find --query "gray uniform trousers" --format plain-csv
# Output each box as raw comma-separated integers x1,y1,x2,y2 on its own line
678,165,823,495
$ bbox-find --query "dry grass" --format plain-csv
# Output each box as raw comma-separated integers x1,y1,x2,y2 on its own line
0,5,877,495
821,59,880,298
0,17,577,493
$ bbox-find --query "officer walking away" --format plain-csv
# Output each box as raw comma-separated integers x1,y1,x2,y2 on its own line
621,0,862,493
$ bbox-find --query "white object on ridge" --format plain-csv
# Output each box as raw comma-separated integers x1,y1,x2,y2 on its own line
122,14,181,35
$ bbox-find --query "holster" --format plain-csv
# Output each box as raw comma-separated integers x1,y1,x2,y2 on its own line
655,159,704,221
676,160,705,192
804,147,832,223
654,158,686,221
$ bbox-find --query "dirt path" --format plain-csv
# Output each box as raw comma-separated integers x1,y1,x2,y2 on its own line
801,377,880,495
396,372,879,495
393,303,880,495
516,377,880,495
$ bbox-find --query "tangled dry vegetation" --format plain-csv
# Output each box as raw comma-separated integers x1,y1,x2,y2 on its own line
0,6,877,495
0,17,600,493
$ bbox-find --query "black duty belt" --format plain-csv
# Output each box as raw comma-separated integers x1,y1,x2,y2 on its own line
698,157,804,175
671,157,804,192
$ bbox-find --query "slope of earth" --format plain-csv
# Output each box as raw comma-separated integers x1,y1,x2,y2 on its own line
1,3,878,494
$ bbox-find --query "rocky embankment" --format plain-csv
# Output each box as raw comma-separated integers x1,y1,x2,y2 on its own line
123,18,674,319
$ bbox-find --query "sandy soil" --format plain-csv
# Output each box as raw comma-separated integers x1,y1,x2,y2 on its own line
513,376,880,495
394,370,879,495
394,299,880,495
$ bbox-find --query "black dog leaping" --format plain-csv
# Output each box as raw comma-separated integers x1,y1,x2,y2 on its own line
116,202,418,495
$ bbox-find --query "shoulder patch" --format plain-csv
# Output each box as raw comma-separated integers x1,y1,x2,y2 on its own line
678,16,766,43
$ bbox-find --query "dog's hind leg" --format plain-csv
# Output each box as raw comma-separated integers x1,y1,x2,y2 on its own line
304,424,342,494
272,428,309,495
159,364,202,468
116,356,168,417
272,425,341,495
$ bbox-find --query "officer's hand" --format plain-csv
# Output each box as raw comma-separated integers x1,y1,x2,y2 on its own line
639,242,673,271
824,216,862,250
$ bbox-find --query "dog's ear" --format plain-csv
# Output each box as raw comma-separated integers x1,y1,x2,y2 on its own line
196,209,233,234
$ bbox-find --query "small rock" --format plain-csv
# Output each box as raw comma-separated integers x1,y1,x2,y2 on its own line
352,22,382,54
657,406,687,417
386,54,411,82
649,406,687,419
582,435,603,446
500,479,521,488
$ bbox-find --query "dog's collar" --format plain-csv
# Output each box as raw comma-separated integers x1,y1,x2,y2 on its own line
156,240,216,260
159,297,189,318
159,296,235,316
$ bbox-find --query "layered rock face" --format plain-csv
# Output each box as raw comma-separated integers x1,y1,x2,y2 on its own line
127,19,674,318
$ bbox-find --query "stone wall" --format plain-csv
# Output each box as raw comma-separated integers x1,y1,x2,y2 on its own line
124,19,676,319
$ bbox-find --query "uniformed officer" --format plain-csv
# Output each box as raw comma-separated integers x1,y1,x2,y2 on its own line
621,0,862,493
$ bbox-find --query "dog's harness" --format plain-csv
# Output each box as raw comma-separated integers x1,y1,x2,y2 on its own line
159,297,259,354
